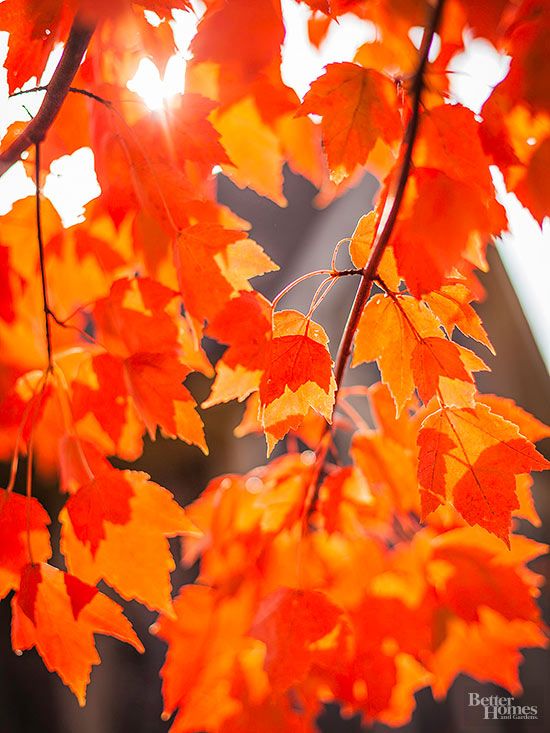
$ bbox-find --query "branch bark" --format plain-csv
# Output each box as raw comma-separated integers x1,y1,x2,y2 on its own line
307,0,446,517
331,0,446,394
0,12,97,179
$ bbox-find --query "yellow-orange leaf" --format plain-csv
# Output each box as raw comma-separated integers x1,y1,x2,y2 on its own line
12,563,143,705
299,62,401,183
60,469,200,613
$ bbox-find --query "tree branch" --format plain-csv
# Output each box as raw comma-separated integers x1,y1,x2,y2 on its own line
0,12,97,179
307,0,446,518
35,144,53,370
331,0,446,394
9,85,111,108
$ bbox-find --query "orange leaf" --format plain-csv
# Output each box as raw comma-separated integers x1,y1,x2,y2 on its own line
391,168,506,296
214,97,287,205
174,224,277,324
418,403,550,542
354,293,486,412
11,563,143,705
411,337,473,404
299,62,401,182
259,311,335,452
203,291,272,407
250,587,344,690
153,584,256,732
431,609,545,698
60,469,200,613
422,282,494,353
0,490,51,599
349,210,400,290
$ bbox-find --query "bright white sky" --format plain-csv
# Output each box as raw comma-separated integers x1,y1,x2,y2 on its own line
0,0,548,368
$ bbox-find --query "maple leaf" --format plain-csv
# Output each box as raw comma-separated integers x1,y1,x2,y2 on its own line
73,277,208,452
60,468,199,613
153,584,257,733
259,310,336,452
352,293,485,414
11,563,143,705
418,402,550,542
174,224,277,324
250,587,345,691
391,167,507,296
89,89,227,230
0,0,70,93
351,431,419,515
213,97,287,205
317,466,374,534
414,105,498,199
431,609,546,698
512,136,550,225
203,291,273,407
0,490,52,599
421,282,494,353
299,62,401,183
431,526,546,623
190,0,285,106
477,393,550,442
348,210,400,289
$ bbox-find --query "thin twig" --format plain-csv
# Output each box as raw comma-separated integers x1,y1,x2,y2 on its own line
0,12,97,179
9,85,112,108
35,144,53,370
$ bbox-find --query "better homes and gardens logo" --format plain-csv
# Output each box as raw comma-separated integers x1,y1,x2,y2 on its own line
467,692,539,722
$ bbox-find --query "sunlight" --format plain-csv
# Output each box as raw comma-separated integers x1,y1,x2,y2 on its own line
44,147,101,226
127,7,201,110
126,49,189,112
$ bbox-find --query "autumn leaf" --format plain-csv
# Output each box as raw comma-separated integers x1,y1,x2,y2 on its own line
299,62,401,183
418,402,550,542
12,563,143,705
190,0,285,106
391,167,507,296
0,0,70,93
352,293,484,414
421,282,494,353
203,291,273,407
431,526,546,623
73,277,208,452
174,224,277,324
351,431,419,515
348,210,400,289
0,490,51,599
153,584,257,732
259,310,336,452
250,587,344,690
213,97,287,205
431,609,546,697
60,468,199,613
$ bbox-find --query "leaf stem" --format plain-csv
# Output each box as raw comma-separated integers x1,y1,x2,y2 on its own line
0,11,97,179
